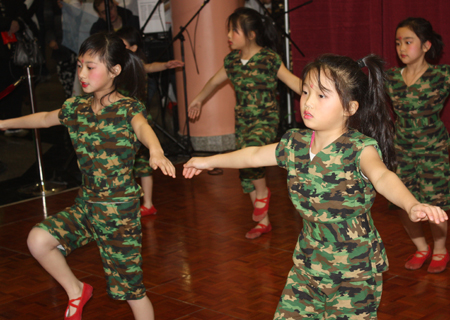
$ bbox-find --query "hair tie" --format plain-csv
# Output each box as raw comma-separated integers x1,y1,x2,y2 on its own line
357,59,366,68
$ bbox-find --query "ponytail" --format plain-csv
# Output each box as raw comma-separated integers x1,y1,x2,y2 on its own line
228,7,281,53
353,55,396,171
116,50,146,102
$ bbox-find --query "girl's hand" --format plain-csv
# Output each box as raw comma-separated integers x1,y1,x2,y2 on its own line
165,60,184,69
0,120,7,131
149,152,176,178
188,100,202,120
183,157,213,179
409,203,448,224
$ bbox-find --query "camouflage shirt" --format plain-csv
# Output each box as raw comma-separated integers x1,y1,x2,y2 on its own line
385,65,450,149
59,95,145,202
224,48,282,130
276,129,388,281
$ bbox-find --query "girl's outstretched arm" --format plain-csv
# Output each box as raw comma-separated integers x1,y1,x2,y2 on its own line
0,109,61,130
131,113,176,178
143,60,184,73
187,66,228,120
277,62,302,95
361,146,448,224
183,143,278,179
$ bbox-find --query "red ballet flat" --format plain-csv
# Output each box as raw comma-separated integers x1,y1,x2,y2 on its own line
245,223,272,239
65,283,93,320
252,188,271,222
141,205,157,216
427,251,450,274
405,245,431,270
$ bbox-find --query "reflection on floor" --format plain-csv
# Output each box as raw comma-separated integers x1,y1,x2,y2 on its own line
0,165,449,319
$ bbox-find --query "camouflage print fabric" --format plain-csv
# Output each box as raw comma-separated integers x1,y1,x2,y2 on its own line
274,267,382,319
59,95,144,202
386,65,450,210
37,197,146,300
224,48,282,193
274,129,388,318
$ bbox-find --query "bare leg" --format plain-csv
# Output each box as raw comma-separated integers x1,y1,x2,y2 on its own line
249,177,270,227
399,210,428,251
27,227,84,317
128,295,154,320
140,175,154,209
430,219,448,255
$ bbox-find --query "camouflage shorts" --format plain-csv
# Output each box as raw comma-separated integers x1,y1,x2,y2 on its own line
274,267,383,320
396,144,450,210
36,197,146,300
134,146,153,178
236,120,277,193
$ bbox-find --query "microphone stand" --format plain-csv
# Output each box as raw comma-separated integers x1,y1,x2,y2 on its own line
103,0,112,31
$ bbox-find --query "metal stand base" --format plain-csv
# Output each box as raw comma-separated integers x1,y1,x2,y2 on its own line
18,181,67,196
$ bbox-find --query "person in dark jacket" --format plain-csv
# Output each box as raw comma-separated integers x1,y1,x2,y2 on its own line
90,0,139,35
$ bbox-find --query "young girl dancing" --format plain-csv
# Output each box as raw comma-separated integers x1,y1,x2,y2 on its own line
116,26,183,216
0,32,175,320
386,17,450,273
188,7,301,239
183,54,448,319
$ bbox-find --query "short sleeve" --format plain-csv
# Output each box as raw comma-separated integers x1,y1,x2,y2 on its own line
58,96,81,126
272,51,282,73
126,100,145,124
276,129,296,169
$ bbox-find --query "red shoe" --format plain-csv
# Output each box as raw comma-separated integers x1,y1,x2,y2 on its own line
252,188,271,222
141,205,157,216
427,251,450,274
405,245,431,270
65,283,93,320
245,223,272,239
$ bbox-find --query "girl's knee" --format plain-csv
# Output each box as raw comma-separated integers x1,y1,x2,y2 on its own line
27,227,59,256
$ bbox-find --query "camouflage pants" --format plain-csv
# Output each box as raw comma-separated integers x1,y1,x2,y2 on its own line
274,267,383,320
134,145,153,178
236,113,278,193
36,196,146,300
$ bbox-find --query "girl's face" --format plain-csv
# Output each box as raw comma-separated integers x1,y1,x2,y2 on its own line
395,27,430,65
227,23,247,50
300,70,352,134
77,51,117,96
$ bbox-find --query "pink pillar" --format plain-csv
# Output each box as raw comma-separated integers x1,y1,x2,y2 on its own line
171,0,240,151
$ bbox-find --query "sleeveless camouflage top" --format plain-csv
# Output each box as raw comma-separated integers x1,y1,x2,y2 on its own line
276,129,388,280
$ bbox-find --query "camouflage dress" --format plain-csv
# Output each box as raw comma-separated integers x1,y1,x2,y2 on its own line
37,95,147,300
386,65,450,210
274,129,388,319
224,48,282,193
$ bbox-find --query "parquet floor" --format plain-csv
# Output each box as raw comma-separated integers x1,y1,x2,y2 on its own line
0,164,449,319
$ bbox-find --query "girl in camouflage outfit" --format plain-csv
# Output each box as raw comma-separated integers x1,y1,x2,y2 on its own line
188,7,301,239
386,17,450,274
0,32,175,320
183,54,448,319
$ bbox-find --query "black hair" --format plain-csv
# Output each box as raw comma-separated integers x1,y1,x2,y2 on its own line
227,7,281,53
301,54,396,171
78,32,146,104
396,17,444,61
115,26,147,62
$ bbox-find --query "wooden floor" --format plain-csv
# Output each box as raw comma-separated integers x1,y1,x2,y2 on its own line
0,164,449,319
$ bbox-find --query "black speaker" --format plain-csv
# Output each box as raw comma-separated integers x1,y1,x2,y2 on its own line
142,31,173,63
